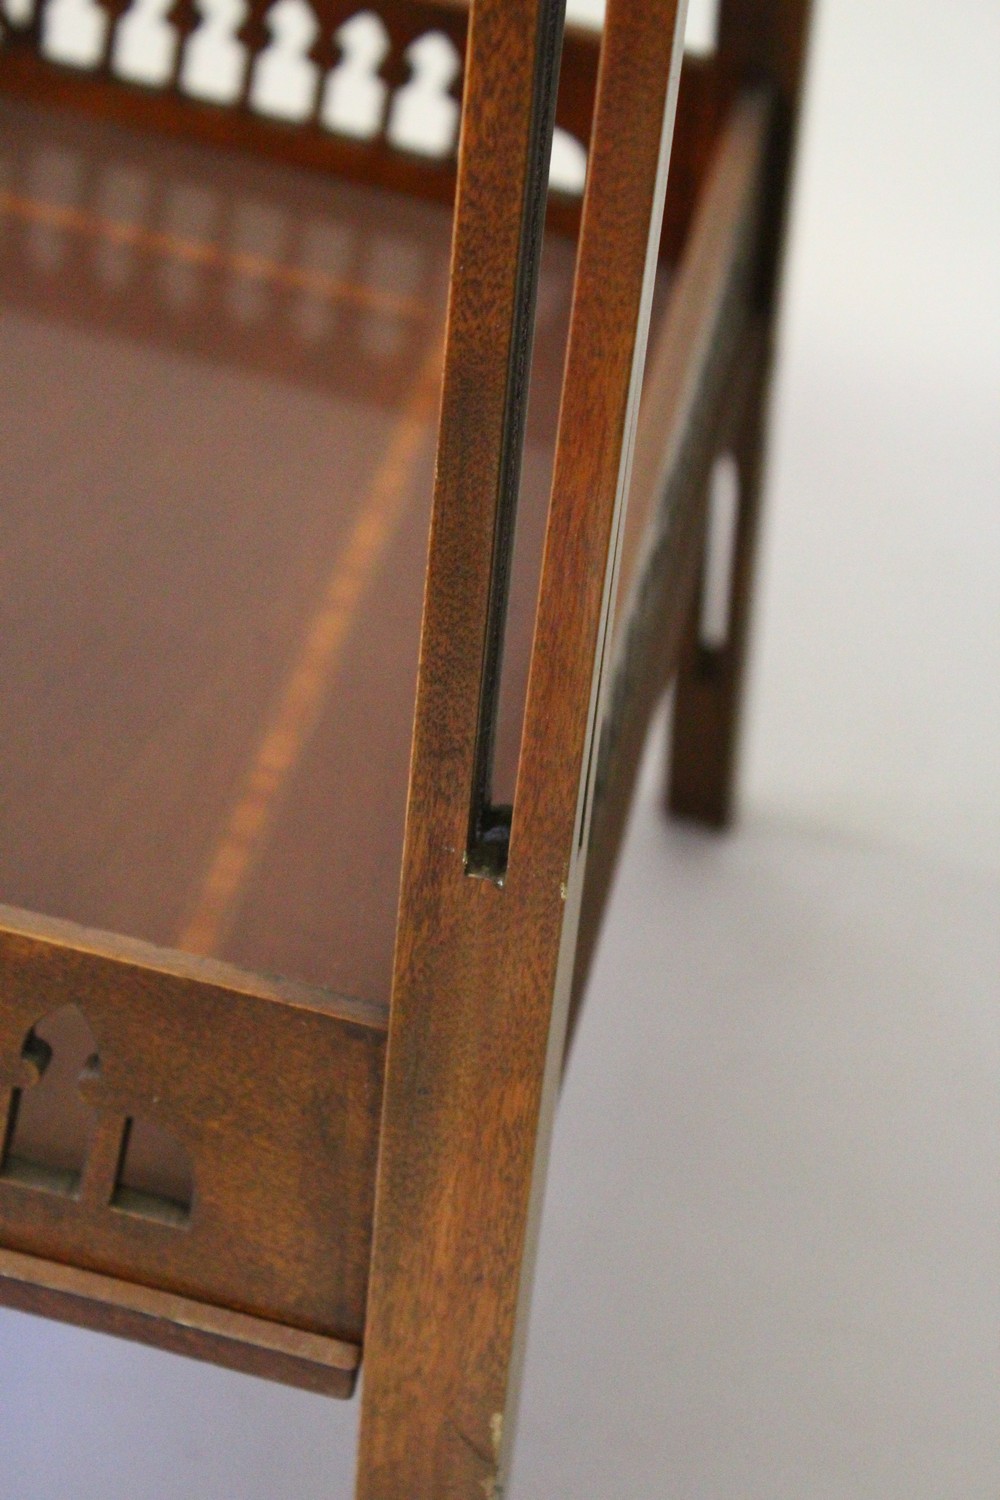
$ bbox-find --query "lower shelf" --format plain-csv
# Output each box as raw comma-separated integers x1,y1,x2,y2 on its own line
0,1245,360,1397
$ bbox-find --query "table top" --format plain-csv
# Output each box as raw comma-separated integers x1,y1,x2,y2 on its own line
0,95,579,1005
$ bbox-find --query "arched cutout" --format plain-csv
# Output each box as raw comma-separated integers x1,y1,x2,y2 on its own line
1,1003,193,1225
0,1004,99,1197
699,451,740,649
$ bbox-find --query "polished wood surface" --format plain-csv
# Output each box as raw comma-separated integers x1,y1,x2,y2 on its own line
668,0,813,823
0,0,815,1474
571,91,771,1044
0,1244,361,1396
0,95,592,1007
0,904,385,1392
0,0,594,234
0,0,732,256
358,0,688,1492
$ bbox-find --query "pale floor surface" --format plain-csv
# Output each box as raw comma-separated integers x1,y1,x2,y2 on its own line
0,716,996,1500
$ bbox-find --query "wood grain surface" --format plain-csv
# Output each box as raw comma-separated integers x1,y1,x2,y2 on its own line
0,96,598,1004
0,1243,361,1396
669,0,813,823
0,0,729,253
357,1,689,1493
0,0,814,1457
571,91,771,1043
0,906,385,1387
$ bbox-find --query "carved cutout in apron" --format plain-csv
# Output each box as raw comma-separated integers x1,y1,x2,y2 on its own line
0,1003,193,1225
0,1003,99,1197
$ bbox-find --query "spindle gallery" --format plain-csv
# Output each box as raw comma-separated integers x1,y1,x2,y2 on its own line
0,1,812,1493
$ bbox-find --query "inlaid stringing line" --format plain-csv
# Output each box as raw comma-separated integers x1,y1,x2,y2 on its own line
0,0,590,192
178,331,446,958
0,187,429,321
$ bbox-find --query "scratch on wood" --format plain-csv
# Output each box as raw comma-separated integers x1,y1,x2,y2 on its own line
447,1418,494,1473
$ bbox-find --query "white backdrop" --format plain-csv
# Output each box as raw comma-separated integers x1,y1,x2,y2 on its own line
574,0,1000,874
740,0,1000,875
2,6,997,1498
